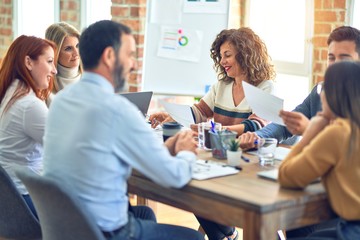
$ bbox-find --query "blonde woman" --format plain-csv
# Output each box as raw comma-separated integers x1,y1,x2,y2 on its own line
45,22,82,105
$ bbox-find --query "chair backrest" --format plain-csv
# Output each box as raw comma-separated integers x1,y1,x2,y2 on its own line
0,165,42,240
15,168,106,240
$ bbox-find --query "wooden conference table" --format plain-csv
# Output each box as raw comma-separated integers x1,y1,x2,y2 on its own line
128,149,336,240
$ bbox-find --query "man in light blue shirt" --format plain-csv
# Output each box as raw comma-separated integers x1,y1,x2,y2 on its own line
43,20,203,240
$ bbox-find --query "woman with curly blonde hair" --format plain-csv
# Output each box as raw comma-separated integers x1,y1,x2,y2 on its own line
150,27,276,137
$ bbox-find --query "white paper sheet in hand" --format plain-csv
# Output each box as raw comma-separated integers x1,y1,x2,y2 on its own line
243,82,285,126
160,100,195,128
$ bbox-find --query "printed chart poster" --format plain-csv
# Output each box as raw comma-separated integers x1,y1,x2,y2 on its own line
157,26,203,62
183,0,228,14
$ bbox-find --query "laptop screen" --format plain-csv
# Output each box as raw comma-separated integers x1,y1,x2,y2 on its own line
119,91,153,116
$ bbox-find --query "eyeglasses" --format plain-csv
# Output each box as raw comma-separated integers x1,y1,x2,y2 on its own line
316,81,324,95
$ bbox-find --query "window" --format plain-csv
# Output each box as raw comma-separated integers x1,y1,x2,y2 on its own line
350,0,360,30
80,0,111,29
245,0,313,110
13,0,59,38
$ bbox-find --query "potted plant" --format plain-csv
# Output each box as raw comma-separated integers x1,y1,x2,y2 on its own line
226,139,242,166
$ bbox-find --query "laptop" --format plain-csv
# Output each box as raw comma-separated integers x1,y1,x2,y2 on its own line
120,91,153,116
257,168,321,184
257,169,279,181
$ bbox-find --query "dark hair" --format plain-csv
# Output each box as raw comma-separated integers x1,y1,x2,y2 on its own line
79,20,131,70
210,27,275,85
324,60,360,157
0,35,56,112
327,26,360,56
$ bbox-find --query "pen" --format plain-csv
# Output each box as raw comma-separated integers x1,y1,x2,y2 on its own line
222,164,242,171
238,137,263,146
241,155,250,162
210,120,217,134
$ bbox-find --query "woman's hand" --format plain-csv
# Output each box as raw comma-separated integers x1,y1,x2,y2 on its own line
189,124,198,132
239,132,260,150
296,115,331,149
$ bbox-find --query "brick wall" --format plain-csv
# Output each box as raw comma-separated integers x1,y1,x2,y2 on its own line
313,0,348,84
60,0,81,31
112,0,146,92
0,0,351,87
0,0,12,64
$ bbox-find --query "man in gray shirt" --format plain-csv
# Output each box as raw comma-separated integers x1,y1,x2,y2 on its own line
240,26,360,149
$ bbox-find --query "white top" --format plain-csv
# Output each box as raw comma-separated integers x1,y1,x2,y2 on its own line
0,80,47,194
47,64,81,106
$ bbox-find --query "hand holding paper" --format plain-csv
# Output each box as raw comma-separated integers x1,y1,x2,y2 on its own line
243,82,285,126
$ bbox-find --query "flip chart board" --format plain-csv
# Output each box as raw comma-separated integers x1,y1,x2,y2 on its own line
142,0,230,97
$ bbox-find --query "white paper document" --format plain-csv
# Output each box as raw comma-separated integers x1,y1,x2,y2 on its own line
160,100,195,128
192,159,239,180
243,82,285,126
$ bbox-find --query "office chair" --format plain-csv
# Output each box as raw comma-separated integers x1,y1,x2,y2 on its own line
0,165,42,240
15,168,106,240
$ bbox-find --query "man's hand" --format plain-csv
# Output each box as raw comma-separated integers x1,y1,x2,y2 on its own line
239,132,260,150
174,131,198,155
279,110,310,136
149,112,174,128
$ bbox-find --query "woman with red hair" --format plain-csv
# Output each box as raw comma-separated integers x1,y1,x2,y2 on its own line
0,35,57,217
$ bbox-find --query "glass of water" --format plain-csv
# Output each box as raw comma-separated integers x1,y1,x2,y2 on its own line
258,138,278,166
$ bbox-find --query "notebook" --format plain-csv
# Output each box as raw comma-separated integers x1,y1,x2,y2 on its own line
192,159,240,180
120,91,153,116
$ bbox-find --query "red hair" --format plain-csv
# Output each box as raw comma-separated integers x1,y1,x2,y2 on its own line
0,35,57,112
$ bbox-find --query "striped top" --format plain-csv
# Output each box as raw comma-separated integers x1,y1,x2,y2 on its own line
192,80,274,132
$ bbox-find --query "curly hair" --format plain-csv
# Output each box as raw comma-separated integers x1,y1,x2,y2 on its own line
210,27,276,85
